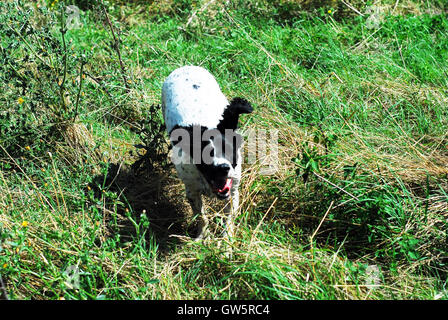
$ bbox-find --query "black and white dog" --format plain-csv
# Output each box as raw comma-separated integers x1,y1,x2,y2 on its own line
162,66,253,239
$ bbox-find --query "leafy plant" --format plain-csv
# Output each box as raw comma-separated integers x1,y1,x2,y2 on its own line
0,1,86,158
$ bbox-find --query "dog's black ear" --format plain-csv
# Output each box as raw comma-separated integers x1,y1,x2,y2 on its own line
217,97,253,133
229,97,253,115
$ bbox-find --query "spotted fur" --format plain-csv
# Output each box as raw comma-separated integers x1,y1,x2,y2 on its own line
162,66,252,239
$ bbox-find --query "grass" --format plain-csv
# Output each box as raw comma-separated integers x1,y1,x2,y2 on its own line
0,0,447,299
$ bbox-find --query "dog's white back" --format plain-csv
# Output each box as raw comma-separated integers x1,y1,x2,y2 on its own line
162,66,229,133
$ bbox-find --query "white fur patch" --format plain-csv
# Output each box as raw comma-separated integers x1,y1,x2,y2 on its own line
162,66,229,133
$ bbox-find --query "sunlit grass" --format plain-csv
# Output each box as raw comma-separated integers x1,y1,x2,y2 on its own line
0,0,447,299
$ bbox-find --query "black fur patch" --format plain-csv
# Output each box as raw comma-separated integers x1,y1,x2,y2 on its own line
169,124,241,189
217,97,253,133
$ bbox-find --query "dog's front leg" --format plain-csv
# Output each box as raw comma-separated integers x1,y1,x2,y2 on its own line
224,185,239,238
186,188,207,240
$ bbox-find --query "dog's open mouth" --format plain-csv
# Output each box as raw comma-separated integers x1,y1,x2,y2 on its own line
211,178,232,199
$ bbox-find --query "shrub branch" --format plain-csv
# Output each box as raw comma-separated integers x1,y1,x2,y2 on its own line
100,0,130,92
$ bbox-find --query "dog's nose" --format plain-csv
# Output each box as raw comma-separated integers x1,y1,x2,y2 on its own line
216,163,230,174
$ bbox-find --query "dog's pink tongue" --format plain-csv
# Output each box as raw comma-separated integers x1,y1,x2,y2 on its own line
218,178,232,194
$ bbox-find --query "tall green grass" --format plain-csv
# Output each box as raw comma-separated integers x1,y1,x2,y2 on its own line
0,0,447,299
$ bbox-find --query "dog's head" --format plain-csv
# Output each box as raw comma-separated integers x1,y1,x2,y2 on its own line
170,97,253,199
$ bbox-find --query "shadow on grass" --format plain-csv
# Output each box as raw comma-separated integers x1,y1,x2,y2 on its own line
254,178,390,260
260,173,448,281
91,162,194,252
